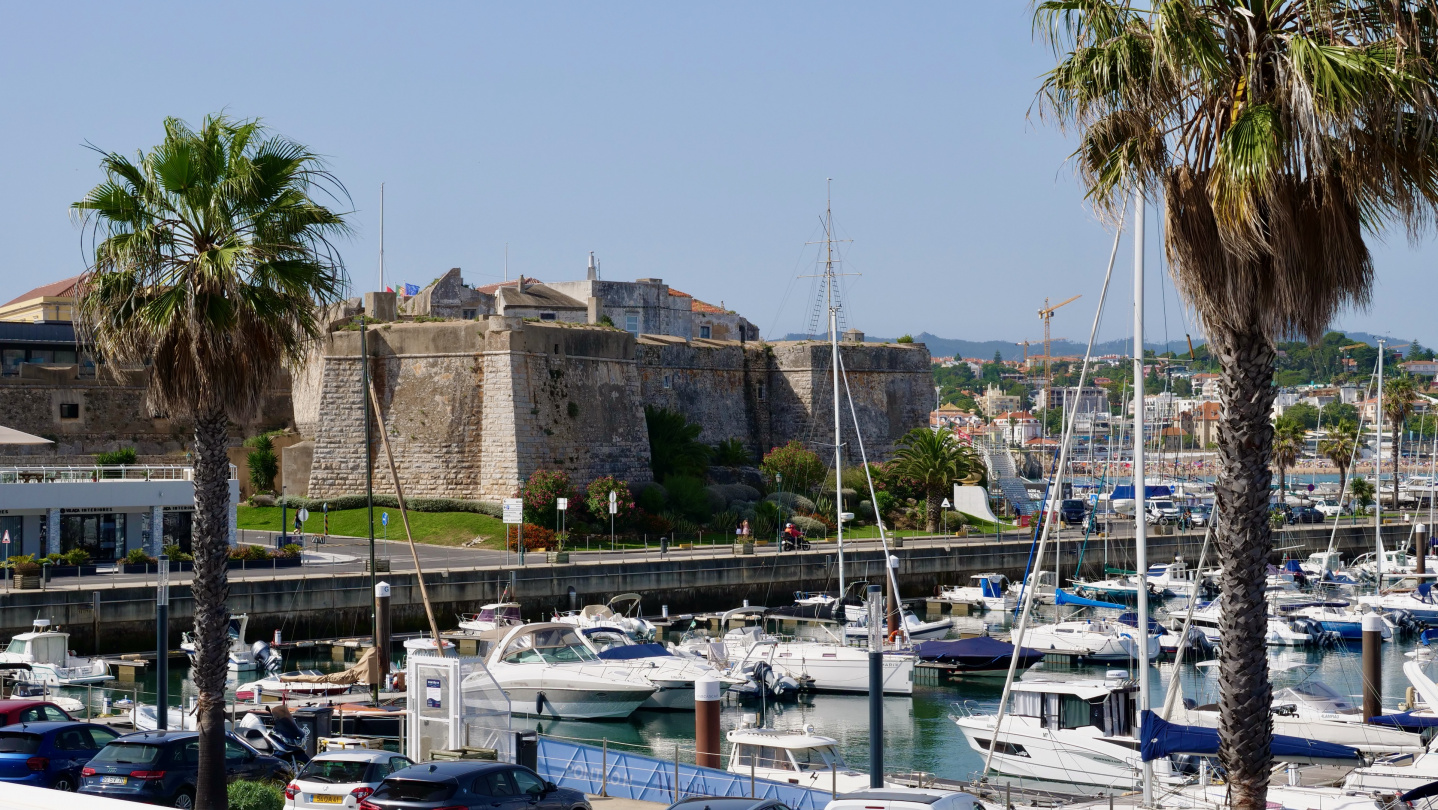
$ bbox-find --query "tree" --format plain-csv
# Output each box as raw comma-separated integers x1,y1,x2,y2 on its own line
1319,421,1360,510
759,441,825,494
1351,475,1377,512
890,427,978,532
1272,421,1305,501
1279,402,1319,430
1036,5,1438,806
244,435,279,495
1384,376,1419,512
644,406,712,482
74,114,348,809
1321,402,1359,427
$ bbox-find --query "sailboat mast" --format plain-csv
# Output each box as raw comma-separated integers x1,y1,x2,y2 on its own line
379,183,385,292
826,181,845,598
1131,183,1153,805
1377,339,1385,582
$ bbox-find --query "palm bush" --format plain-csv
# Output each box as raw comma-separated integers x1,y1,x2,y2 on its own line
645,406,712,480
73,113,348,807
1272,421,1306,499
713,437,752,466
890,427,978,532
1034,5,1438,804
244,434,278,494
1319,421,1360,507
1384,376,1418,511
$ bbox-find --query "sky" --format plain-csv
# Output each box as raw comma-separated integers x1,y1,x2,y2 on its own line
0,3,1432,348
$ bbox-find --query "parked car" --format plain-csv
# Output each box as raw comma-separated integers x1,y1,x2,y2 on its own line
0,700,73,726
0,720,119,791
79,730,292,808
825,787,983,810
361,762,589,810
1145,500,1182,525
285,750,414,808
1058,499,1087,526
667,799,797,810
1188,504,1214,527
1288,505,1325,524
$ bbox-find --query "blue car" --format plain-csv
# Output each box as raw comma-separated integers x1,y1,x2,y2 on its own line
79,729,291,808
0,720,121,791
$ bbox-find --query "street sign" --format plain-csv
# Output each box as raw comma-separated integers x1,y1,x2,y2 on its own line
298,508,310,523
608,490,617,515
1307,484,1315,492
557,497,568,511
381,512,389,527
2,531,9,544
941,498,951,509
503,498,523,525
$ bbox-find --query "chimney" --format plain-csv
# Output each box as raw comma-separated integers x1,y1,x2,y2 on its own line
518,274,526,293
587,252,598,281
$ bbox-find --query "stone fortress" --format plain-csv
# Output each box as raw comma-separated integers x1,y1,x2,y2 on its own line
285,262,934,501
0,263,933,503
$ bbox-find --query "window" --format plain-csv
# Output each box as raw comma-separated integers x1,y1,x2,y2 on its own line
87,728,118,749
625,313,640,335
700,325,711,339
55,729,90,750
663,375,672,389
476,770,516,797
59,403,79,419
973,738,1029,758
462,309,477,320
510,769,546,796
389,756,413,775
375,780,457,802
224,739,252,761
90,742,163,766
757,384,765,401
540,312,557,321
0,733,41,754
19,706,69,723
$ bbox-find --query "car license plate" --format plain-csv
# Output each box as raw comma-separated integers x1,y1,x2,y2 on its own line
312,795,342,804
101,776,127,785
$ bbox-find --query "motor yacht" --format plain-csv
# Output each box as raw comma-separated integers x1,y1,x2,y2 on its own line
1281,602,1393,642
574,626,742,710
1020,617,1160,663
683,615,915,695
235,671,360,700
1144,558,1206,598
0,620,111,685
1360,583,1438,622
483,623,657,719
1011,570,1057,606
1182,598,1330,647
458,602,524,633
181,614,259,672
726,716,881,792
552,594,656,640
936,574,1014,612
842,611,952,642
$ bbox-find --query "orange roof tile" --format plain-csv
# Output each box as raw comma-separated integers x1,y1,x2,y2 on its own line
3,275,80,307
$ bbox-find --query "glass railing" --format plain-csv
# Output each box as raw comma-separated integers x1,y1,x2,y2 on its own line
0,464,237,483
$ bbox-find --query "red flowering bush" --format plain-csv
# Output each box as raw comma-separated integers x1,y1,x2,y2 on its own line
760,441,825,493
521,469,577,527
505,523,556,552
586,476,637,527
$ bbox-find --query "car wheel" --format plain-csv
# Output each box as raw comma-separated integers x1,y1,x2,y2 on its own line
173,790,195,809
51,775,74,792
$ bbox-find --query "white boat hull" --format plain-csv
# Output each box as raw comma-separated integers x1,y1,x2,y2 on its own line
766,645,915,694
499,681,653,719
954,715,1146,790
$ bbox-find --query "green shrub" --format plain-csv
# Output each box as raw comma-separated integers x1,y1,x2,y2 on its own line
714,483,760,506
95,447,139,466
281,544,303,558
162,544,193,562
124,548,155,565
759,441,825,493
61,549,91,566
942,510,967,527
245,434,278,494
713,438,751,466
229,780,284,810
43,553,63,564
896,334,915,344
858,499,875,520
790,515,827,536
710,510,739,533
703,485,729,515
522,469,576,526
637,482,668,514
664,475,712,522
764,492,816,514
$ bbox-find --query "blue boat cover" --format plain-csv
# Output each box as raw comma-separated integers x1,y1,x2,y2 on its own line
1117,612,1164,634
1283,559,1303,573
913,637,1042,668
1055,589,1125,610
981,578,1005,599
1140,712,1360,763
596,643,672,660
1403,779,1438,803
1368,710,1438,730
1109,485,1174,500
1421,628,1438,647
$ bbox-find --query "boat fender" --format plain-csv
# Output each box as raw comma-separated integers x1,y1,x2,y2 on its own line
536,691,547,716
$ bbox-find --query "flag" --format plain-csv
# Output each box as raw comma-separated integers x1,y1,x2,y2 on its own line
404,283,420,296
385,286,393,293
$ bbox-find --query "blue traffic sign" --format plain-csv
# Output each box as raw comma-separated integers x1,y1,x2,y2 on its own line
381,512,389,526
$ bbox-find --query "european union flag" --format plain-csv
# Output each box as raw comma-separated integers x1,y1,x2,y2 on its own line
404,283,420,296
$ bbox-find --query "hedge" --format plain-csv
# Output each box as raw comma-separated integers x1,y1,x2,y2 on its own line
275,494,503,517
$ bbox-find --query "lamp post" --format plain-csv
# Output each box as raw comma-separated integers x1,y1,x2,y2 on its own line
156,555,169,731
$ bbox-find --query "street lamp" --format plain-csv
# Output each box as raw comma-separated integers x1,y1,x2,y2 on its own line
156,555,170,731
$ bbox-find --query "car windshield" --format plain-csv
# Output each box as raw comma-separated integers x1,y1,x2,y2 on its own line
0,732,41,754
299,759,373,784
90,742,162,766
373,779,457,801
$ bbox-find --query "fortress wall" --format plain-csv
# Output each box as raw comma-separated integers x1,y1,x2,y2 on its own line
492,322,652,499
636,340,756,446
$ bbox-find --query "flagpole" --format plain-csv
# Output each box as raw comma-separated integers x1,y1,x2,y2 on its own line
379,183,385,292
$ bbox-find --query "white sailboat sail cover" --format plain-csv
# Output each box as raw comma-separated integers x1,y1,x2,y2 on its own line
408,652,511,762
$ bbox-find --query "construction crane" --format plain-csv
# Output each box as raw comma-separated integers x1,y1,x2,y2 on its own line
1038,295,1082,393
1019,338,1066,379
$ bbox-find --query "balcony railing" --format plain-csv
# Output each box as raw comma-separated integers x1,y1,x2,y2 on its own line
0,464,237,484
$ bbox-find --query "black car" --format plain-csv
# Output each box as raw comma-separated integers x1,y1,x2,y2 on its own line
78,730,292,808
1289,505,1325,524
362,761,590,810
1058,499,1087,526
665,799,796,810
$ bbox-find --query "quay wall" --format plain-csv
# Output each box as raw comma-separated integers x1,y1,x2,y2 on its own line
5,524,1377,656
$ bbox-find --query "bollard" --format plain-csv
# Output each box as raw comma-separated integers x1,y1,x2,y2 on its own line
1363,612,1384,721
662,605,669,620
274,628,282,646
867,583,884,788
694,675,721,768
601,739,608,797
1419,524,1430,575
375,582,393,685
886,555,901,638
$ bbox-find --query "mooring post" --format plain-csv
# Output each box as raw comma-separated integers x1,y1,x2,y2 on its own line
155,555,169,731
1363,612,1384,721
375,582,392,693
867,583,884,787
1417,523,1429,575
695,674,720,768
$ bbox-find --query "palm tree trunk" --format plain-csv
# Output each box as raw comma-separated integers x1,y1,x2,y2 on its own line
1278,466,1287,504
190,403,232,810
926,485,941,533
1211,328,1277,810
1394,432,1403,514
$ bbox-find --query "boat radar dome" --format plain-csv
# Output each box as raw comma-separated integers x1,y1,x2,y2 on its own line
740,713,758,728
1105,669,1129,681
32,619,50,629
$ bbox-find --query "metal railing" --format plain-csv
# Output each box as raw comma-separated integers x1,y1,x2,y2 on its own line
0,464,237,483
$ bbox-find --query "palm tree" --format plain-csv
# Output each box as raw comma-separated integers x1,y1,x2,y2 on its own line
1272,421,1305,503
1318,420,1360,511
73,114,348,809
645,406,713,481
891,427,978,532
1036,5,1438,807
1384,375,1418,512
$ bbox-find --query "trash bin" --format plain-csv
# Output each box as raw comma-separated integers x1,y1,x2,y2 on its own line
659,536,669,555
292,706,333,758
513,729,538,771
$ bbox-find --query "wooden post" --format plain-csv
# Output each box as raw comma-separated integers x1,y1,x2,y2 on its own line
694,675,721,768
1363,612,1384,721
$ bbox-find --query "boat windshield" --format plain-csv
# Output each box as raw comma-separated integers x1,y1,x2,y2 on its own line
585,630,633,652
501,627,599,664
789,744,846,771
4,638,27,656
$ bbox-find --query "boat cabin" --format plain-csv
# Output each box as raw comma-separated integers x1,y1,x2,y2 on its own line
972,574,1009,597
1008,679,1139,738
494,623,600,665
3,621,70,667
727,724,852,776
465,602,522,628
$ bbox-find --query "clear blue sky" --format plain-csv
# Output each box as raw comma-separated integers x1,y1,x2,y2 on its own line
0,3,1430,348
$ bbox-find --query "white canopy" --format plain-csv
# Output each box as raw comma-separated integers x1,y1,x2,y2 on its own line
0,426,51,446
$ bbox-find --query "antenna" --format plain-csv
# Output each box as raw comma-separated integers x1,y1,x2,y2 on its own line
379,183,385,292
505,243,509,283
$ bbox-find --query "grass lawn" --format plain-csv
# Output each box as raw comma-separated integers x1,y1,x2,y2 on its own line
236,506,508,548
